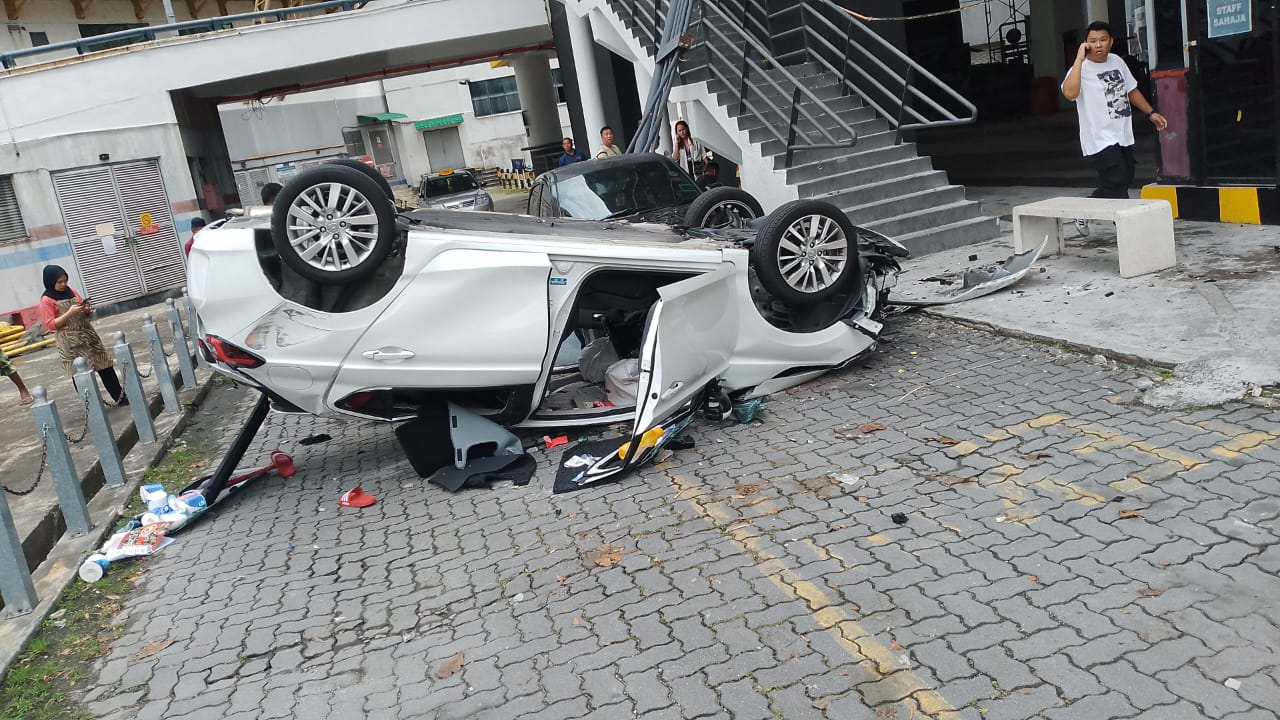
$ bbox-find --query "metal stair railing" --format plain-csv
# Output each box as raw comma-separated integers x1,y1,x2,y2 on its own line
762,0,978,141
0,0,368,70
698,1,858,167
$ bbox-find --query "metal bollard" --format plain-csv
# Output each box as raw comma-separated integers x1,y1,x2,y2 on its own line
182,287,210,371
166,299,197,389
72,358,126,489
113,332,155,445
29,386,92,538
0,488,38,617
142,314,181,415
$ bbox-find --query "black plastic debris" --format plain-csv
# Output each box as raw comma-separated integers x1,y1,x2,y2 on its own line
1104,291,1115,298
668,435,696,451
891,512,908,525
299,433,332,446
968,254,979,262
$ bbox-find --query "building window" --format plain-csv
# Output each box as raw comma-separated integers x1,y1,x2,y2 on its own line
469,75,521,117
469,70,566,117
29,31,49,47
552,68,566,104
0,177,29,243
78,23,148,52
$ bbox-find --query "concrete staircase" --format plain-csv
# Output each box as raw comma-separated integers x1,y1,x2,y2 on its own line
600,0,998,256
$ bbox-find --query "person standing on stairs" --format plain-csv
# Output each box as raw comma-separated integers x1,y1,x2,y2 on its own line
1061,20,1167,235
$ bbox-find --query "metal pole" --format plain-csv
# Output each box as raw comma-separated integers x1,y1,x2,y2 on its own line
785,87,802,168
200,392,271,505
142,314,181,415
72,358,126,489
113,332,155,446
0,487,37,616
182,287,210,371
166,299,197,389
29,386,91,538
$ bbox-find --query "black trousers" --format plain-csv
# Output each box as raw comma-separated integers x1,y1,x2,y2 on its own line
1089,144,1136,199
97,367,124,403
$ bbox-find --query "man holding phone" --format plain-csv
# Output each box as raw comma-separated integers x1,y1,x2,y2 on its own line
1061,21,1167,232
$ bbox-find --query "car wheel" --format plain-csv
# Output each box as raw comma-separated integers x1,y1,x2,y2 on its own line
750,200,861,306
270,165,398,285
325,158,395,199
683,187,763,229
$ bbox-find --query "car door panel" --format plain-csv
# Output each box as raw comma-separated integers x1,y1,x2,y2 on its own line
554,264,738,491
328,249,551,402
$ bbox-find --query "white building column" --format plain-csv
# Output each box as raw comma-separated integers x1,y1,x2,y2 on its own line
565,8,607,147
511,52,562,148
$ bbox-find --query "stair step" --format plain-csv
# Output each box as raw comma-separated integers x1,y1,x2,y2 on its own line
814,169,949,207
708,76,846,104
748,116,886,150
736,100,873,132
785,143,919,184
837,185,968,225
798,156,934,195
762,129,898,162
861,200,986,238
891,215,1001,256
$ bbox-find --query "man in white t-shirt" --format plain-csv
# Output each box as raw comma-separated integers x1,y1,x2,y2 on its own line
595,126,622,159
1062,21,1167,229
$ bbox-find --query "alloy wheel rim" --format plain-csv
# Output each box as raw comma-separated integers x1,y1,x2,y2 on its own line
703,200,757,229
285,182,380,272
776,214,848,293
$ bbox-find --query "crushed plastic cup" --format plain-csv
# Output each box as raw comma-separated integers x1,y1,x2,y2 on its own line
78,554,109,583
833,473,863,489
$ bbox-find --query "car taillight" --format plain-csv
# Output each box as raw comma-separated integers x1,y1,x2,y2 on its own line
205,335,265,369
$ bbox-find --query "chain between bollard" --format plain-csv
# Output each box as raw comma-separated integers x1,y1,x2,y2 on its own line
125,354,153,379
65,392,91,444
3,425,50,496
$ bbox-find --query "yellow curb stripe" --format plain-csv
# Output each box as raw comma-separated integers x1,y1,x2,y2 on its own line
670,474,954,716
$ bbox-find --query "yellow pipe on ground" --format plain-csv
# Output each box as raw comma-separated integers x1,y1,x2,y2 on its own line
5,338,55,357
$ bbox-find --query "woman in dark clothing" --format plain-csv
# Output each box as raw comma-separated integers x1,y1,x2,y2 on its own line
38,265,127,405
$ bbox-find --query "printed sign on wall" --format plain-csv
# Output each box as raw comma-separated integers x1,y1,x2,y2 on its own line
1207,0,1252,38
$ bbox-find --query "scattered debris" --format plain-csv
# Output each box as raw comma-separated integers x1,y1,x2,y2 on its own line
833,473,863,489
1118,509,1141,520
735,483,762,496
338,487,376,508
1020,452,1052,461
590,544,623,568
299,433,332,446
1224,678,1242,691
812,698,831,710
130,638,174,661
893,240,1046,306
544,435,570,449
890,512,908,525
435,652,465,679
512,593,525,603
858,422,887,434
1104,291,1115,298
1138,587,1164,598
924,437,962,446
564,454,602,468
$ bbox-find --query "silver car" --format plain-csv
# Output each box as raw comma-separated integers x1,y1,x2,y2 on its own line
417,169,493,211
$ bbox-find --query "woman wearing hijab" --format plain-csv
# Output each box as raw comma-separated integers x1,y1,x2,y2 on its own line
39,265,126,406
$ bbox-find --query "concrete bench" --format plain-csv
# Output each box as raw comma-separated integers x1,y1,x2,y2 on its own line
1012,197,1175,278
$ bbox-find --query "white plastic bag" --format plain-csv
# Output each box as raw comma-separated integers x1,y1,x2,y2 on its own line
605,359,642,406
578,337,619,384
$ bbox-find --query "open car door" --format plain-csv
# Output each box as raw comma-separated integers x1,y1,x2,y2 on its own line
554,263,740,492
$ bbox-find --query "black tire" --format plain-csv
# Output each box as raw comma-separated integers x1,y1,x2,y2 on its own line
750,200,861,307
683,187,763,228
326,158,395,199
271,165,398,285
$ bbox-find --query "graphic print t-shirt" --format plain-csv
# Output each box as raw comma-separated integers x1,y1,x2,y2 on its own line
1062,55,1138,156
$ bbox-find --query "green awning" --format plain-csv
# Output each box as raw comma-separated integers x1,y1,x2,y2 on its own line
414,114,464,131
356,112,408,123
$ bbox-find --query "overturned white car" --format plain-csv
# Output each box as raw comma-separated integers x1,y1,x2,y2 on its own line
187,161,907,491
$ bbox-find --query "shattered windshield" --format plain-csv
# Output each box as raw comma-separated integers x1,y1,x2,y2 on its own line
555,160,701,220
421,173,479,197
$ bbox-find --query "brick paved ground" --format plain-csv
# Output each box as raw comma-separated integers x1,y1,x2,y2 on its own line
79,314,1280,719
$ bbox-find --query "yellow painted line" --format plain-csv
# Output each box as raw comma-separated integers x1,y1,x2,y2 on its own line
1211,431,1280,460
1141,185,1180,217
865,534,892,547
1060,420,1208,471
670,474,954,715
949,441,981,456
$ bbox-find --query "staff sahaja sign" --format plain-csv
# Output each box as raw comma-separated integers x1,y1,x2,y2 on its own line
1207,0,1251,38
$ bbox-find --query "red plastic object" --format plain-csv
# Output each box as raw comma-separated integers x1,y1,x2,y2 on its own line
543,434,569,449
339,487,376,508
225,451,295,490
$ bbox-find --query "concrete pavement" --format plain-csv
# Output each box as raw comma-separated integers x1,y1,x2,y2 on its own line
7,185,1280,718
